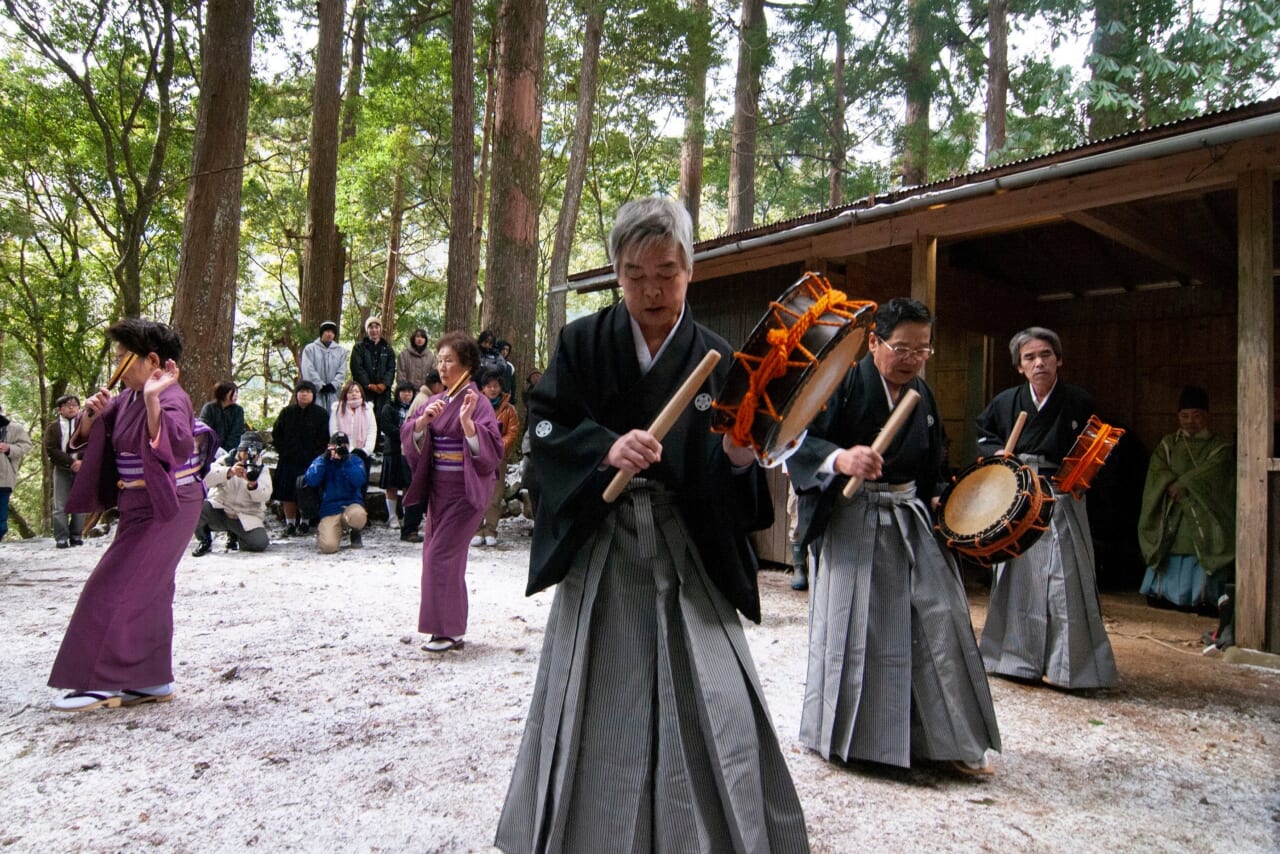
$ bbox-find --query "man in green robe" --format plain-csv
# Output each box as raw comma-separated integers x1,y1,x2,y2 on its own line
1138,386,1234,612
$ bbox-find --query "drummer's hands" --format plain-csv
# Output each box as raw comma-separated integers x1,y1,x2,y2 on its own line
607,429,662,473
834,445,882,480
721,434,756,468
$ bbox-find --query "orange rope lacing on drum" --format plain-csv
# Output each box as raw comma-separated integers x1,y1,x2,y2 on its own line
714,272,875,449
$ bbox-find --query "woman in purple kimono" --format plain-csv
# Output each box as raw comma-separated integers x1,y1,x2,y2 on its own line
400,331,503,652
48,319,205,711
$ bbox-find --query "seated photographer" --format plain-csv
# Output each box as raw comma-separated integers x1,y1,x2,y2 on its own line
303,431,368,553
192,431,272,556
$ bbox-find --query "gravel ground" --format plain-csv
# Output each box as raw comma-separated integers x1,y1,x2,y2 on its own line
2,518,1278,853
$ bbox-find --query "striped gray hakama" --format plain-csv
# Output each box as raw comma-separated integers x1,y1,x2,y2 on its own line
980,482,1117,689
801,482,1000,768
495,480,809,854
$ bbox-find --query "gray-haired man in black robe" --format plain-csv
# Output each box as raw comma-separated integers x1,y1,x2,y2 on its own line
496,196,808,853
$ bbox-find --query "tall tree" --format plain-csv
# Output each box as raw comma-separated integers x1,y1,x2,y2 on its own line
300,0,346,336
829,0,849,207
482,0,548,384
901,0,932,185
445,0,477,334
333,0,367,310
545,0,605,361
171,0,255,405
985,0,1008,162
2,0,180,318
679,0,712,236
728,0,766,232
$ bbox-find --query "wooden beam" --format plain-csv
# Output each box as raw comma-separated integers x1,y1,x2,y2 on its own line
1236,170,1274,652
1066,208,1232,287
912,233,937,381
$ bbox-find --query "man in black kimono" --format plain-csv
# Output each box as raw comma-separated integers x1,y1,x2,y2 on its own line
496,196,808,854
975,326,1117,689
788,297,1000,776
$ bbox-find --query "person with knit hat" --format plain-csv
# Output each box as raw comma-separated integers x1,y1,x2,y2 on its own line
1138,385,1235,613
350,316,396,447
301,320,347,412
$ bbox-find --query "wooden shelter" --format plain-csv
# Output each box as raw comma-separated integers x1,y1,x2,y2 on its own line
563,98,1280,653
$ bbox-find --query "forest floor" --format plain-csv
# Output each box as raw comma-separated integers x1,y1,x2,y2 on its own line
2,517,1278,853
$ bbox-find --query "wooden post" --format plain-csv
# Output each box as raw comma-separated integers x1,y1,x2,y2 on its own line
911,232,937,382
1236,170,1274,652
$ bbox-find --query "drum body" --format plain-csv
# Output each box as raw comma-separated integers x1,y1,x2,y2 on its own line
1053,414,1125,499
936,455,1055,565
711,272,876,464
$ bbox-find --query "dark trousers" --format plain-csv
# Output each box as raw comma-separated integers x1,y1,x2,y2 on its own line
195,502,269,552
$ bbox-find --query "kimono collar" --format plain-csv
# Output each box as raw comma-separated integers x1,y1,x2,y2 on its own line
1178,427,1212,440
629,303,687,375
1028,379,1058,410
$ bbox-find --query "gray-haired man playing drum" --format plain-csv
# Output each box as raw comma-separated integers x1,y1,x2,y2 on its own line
789,297,1001,776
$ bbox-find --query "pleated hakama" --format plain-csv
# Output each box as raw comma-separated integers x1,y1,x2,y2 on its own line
800,483,999,768
980,488,1117,689
495,481,808,854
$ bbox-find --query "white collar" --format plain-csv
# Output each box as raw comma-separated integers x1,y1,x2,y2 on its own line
629,304,686,375
1029,379,1058,410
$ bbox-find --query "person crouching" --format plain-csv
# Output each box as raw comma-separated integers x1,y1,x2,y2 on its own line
304,431,368,552
192,431,273,555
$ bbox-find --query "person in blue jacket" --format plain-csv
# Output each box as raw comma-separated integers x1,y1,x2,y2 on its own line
303,431,368,553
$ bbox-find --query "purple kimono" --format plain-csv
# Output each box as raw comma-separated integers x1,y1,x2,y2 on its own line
401,383,503,638
48,384,204,691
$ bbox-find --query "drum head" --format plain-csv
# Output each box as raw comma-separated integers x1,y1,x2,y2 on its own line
941,462,1019,536
771,326,868,454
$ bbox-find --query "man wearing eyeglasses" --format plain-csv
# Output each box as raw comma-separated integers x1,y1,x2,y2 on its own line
975,327,1116,689
788,297,1000,777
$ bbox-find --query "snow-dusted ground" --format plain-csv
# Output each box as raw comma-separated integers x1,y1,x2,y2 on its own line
2,518,1278,852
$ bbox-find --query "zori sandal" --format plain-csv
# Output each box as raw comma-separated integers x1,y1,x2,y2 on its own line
121,685,175,707
52,691,122,712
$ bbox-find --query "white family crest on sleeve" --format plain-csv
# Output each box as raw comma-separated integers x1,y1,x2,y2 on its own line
535,420,553,438
694,393,713,412
927,414,935,427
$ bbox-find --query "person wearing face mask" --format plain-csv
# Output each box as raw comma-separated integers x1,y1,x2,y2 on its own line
1137,386,1234,614
787,297,1000,778
45,394,88,548
330,381,378,466
48,318,202,711
271,380,331,537
976,327,1117,690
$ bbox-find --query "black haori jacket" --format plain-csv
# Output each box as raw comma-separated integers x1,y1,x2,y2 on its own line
975,382,1095,464
788,352,947,546
527,303,773,623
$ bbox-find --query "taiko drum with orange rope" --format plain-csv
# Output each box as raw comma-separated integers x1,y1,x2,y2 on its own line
936,456,1056,565
1052,415,1126,498
710,272,876,465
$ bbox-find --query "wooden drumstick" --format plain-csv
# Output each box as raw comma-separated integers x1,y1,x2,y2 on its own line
841,388,921,499
602,349,722,503
1001,410,1028,456
107,351,137,390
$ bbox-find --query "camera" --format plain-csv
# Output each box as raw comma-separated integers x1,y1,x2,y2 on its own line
329,431,351,460
245,459,264,483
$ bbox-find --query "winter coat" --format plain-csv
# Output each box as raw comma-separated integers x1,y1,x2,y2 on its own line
0,415,32,490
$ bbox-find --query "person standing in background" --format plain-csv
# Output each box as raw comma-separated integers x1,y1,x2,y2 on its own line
0,404,33,542
301,320,347,412
350,317,396,444
396,327,437,392
45,394,87,548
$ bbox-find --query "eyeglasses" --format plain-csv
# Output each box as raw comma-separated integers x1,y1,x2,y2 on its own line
877,340,934,360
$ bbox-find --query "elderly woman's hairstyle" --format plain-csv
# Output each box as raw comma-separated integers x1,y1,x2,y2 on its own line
1008,327,1062,368
437,331,481,372
872,298,933,340
213,380,237,403
107,318,183,364
609,196,694,275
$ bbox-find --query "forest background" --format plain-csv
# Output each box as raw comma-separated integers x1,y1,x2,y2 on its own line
1,0,1278,539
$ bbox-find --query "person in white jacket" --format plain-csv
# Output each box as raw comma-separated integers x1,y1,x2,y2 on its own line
301,320,347,412
192,432,273,555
